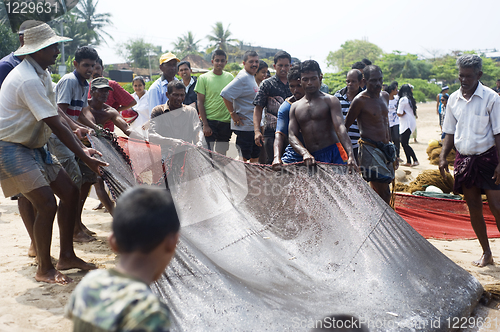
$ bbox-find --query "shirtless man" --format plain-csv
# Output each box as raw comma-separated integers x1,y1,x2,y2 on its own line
345,65,397,205
87,77,132,214
289,60,356,169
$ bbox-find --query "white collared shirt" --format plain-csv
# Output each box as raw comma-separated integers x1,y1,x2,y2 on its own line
185,76,195,93
442,82,500,155
0,56,57,148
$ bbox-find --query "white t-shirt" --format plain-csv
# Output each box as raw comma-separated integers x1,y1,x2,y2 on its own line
130,90,150,132
397,96,416,134
388,96,399,127
0,56,57,148
442,82,500,155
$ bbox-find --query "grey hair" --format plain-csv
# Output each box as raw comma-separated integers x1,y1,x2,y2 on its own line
456,54,482,73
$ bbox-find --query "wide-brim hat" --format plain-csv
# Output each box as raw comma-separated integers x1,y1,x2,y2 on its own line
159,52,180,65
91,77,114,91
14,22,72,56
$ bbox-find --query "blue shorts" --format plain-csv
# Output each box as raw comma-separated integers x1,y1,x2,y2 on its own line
0,141,61,197
281,144,303,164
311,143,347,164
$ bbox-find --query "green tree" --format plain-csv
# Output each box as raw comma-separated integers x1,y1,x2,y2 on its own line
73,0,113,45
50,12,89,62
376,52,432,81
118,38,162,68
326,39,383,70
430,55,459,85
172,31,201,59
0,23,19,58
206,22,238,53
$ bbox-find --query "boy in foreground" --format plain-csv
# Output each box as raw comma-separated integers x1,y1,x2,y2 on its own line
66,186,180,331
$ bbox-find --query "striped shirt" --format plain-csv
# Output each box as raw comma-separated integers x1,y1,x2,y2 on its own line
334,87,361,149
55,70,89,121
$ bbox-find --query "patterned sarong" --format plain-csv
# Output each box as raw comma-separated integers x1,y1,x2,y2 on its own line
454,146,500,194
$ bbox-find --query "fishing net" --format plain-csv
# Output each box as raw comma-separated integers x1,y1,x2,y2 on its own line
87,130,484,331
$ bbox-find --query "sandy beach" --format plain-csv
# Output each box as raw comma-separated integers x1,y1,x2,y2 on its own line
0,101,499,331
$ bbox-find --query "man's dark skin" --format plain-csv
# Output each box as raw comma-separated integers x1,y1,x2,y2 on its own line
90,62,136,112
161,59,178,83
272,77,304,170
86,86,132,215
345,66,395,204
151,87,205,147
289,70,357,170
19,43,107,284
439,66,500,267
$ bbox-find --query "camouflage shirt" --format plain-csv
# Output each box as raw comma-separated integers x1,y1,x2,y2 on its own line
65,269,171,332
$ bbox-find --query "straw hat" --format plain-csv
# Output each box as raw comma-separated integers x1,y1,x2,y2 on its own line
14,22,72,56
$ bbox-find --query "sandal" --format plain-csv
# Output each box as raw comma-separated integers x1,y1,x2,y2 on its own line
401,163,412,167
412,161,419,166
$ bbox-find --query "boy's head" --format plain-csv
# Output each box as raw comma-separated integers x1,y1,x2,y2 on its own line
110,186,180,278
73,46,98,80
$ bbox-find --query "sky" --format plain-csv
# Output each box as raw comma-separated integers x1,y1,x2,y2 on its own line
86,0,498,72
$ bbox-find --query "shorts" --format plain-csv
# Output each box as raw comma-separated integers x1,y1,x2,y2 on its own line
234,130,261,160
48,135,82,187
205,120,232,143
311,143,347,164
77,158,98,184
0,141,62,197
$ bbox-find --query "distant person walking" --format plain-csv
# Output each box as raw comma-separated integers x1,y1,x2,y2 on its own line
397,84,418,167
436,85,449,129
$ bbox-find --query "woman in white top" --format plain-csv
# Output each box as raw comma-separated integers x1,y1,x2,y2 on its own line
385,82,400,161
397,84,419,166
130,76,150,134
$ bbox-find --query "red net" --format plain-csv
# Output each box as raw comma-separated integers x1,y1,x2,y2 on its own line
395,193,500,239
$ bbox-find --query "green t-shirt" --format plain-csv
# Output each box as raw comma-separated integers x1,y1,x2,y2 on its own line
194,70,233,123
65,269,171,332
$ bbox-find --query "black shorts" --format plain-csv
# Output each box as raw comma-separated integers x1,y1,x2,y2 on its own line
234,130,261,160
205,120,232,143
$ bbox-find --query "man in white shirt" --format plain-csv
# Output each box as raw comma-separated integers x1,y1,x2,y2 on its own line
0,22,107,284
439,54,500,267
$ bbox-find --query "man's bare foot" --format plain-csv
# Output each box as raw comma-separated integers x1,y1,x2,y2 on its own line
73,231,96,243
28,242,37,257
56,256,97,271
472,253,494,267
81,223,96,236
35,268,73,285
92,202,104,210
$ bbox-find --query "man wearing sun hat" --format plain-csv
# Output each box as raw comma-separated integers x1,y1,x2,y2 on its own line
0,20,42,88
148,52,180,112
0,22,108,285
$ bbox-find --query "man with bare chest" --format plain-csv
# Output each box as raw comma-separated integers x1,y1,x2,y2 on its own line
345,65,397,204
88,77,132,136
289,60,356,168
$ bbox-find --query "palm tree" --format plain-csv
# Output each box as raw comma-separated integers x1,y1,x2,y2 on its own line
172,31,201,59
73,0,113,45
206,22,238,53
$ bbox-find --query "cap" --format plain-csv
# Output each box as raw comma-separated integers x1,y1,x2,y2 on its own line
159,52,180,65
91,77,114,91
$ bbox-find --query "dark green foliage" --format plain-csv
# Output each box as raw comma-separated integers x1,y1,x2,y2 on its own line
0,24,19,58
